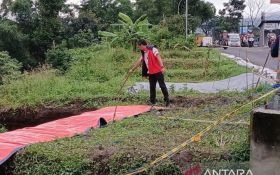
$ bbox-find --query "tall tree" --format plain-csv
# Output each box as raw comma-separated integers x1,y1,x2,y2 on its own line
0,20,33,69
246,0,266,27
10,0,37,34
10,0,66,64
135,0,215,33
218,0,246,32
135,0,175,24
61,11,100,48
0,0,12,17
173,0,216,33
81,0,133,28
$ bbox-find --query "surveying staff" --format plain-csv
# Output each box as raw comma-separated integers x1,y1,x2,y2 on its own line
129,39,170,107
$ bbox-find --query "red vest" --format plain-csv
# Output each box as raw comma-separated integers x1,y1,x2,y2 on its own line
143,47,162,75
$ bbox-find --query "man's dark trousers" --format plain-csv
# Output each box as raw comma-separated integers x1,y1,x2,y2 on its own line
148,72,169,104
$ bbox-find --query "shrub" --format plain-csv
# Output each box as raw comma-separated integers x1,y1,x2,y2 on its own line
169,35,195,49
0,125,7,133
46,49,73,71
0,51,22,84
229,141,250,162
68,29,98,48
149,25,172,48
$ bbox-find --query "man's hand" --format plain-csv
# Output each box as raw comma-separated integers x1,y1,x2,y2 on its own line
161,67,165,73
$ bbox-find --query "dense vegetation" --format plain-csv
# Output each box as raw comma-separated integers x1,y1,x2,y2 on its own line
0,0,216,71
0,0,252,174
3,89,258,174
0,42,255,174
0,45,247,109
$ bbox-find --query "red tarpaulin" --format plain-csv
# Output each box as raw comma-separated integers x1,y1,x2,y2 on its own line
0,105,152,165
271,0,280,3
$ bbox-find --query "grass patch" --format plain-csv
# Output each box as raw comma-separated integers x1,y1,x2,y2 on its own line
3,91,263,175
0,125,7,133
0,45,247,109
0,45,256,174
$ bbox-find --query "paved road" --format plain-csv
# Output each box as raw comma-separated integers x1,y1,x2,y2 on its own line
130,73,268,93
219,47,279,71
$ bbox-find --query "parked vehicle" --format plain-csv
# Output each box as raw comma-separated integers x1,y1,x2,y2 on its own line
202,37,213,47
228,33,241,47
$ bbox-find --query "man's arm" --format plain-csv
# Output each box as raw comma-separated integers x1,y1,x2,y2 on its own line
129,57,142,74
155,53,165,73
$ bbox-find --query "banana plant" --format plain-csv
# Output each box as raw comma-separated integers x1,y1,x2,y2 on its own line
98,12,151,50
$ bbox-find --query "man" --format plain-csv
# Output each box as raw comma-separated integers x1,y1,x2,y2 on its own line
221,30,229,46
129,39,170,107
271,35,279,58
271,35,280,84
267,31,276,48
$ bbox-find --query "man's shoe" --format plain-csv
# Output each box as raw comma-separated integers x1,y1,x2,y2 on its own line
165,100,170,107
148,101,156,106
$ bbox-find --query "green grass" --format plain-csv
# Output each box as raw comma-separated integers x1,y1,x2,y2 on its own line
0,45,255,174
0,45,247,109
0,125,7,133
3,92,256,175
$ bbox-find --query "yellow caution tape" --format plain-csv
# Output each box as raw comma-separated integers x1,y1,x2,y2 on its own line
125,88,278,175
191,134,202,142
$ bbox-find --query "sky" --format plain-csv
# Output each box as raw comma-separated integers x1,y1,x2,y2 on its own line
205,0,226,12
204,0,280,17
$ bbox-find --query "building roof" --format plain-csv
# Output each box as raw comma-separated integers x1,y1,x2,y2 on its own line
258,20,280,28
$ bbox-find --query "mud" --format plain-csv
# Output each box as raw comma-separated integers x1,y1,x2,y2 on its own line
90,146,118,175
0,100,97,130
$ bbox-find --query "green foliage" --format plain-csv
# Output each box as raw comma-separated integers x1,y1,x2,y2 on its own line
99,12,150,50
160,15,185,36
0,51,22,84
135,0,215,32
81,0,134,25
218,0,246,32
134,0,175,24
0,125,7,133
153,161,182,175
3,95,252,174
10,0,35,34
187,0,216,24
2,0,217,71
150,30,195,50
61,11,99,49
69,29,97,48
149,25,172,48
0,20,33,69
46,49,73,71
0,0,12,17
0,45,247,108
9,0,66,65
229,141,250,162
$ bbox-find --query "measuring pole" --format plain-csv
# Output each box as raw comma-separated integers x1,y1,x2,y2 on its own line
185,0,188,38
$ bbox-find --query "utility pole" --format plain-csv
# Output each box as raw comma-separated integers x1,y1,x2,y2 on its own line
185,0,188,39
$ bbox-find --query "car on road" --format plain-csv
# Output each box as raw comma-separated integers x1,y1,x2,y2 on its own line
228,33,241,47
